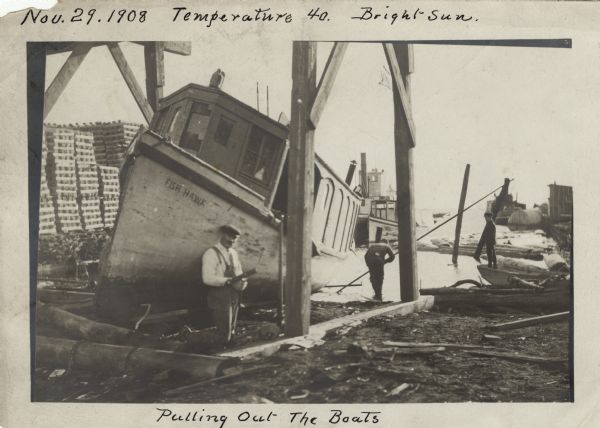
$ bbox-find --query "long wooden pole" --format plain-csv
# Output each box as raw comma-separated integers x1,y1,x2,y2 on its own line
452,164,470,264
285,42,317,337
388,43,418,302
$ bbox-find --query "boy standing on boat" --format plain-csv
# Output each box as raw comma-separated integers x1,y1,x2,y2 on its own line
473,211,498,269
202,225,247,348
364,239,395,301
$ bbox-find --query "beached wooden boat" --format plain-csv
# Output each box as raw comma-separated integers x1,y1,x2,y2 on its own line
96,83,361,318
477,264,555,286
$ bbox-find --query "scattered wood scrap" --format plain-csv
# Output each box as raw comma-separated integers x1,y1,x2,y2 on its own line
164,364,275,396
508,276,544,290
465,350,568,368
486,312,570,331
382,341,492,350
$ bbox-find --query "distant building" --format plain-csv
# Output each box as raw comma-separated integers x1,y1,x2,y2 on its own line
548,183,573,221
366,168,384,198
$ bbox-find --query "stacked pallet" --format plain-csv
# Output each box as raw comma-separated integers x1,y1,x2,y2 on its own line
39,132,57,235
97,165,120,228
44,126,82,233
75,131,104,231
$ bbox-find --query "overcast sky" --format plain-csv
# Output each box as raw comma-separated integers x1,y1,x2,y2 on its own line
45,39,575,212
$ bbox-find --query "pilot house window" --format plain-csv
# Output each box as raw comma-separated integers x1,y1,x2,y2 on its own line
240,127,280,184
180,103,211,154
214,117,234,146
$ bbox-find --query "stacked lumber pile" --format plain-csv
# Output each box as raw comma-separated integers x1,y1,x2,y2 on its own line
39,132,57,234
76,121,141,168
74,131,104,231
45,126,82,233
97,165,120,228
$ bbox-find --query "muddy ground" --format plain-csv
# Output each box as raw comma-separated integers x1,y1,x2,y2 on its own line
34,303,572,403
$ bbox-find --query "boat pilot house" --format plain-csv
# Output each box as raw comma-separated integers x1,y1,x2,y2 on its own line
97,82,361,319
151,84,288,204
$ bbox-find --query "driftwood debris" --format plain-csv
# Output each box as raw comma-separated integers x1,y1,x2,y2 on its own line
36,336,235,379
36,302,183,350
486,311,570,331
465,349,568,367
382,341,492,351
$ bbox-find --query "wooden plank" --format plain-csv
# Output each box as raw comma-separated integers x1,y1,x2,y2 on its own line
452,164,470,264
309,42,348,128
382,341,492,350
465,349,568,367
43,43,92,118
386,43,418,302
144,42,165,112
382,43,416,148
107,43,154,124
486,311,570,331
134,41,191,56
220,296,434,359
285,41,317,337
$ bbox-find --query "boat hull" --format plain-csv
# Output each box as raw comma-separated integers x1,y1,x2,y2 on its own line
96,137,345,318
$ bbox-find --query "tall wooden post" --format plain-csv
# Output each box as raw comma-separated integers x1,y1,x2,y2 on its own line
386,43,419,302
27,42,47,400
144,42,165,113
452,164,470,264
285,42,317,337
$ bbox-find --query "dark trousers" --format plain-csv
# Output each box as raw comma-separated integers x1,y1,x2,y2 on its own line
206,286,240,345
475,242,497,268
365,256,384,298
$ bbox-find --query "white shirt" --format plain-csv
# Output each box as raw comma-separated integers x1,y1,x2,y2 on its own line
202,242,243,287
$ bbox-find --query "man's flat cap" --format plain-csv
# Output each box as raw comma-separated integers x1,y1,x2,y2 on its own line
219,224,241,236
484,211,493,217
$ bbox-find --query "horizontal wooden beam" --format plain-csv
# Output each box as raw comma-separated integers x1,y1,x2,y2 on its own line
46,41,192,56
43,43,92,118
107,43,154,124
219,296,434,359
309,42,348,128
383,43,416,148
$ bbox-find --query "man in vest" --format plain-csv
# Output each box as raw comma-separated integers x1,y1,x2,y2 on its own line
364,238,395,301
473,211,498,269
202,224,247,347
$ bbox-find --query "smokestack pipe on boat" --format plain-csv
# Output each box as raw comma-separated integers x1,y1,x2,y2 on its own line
345,160,357,185
360,153,368,196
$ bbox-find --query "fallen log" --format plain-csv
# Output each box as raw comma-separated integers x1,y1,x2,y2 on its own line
465,349,568,368
36,302,183,350
486,311,570,331
382,341,493,350
36,336,236,379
